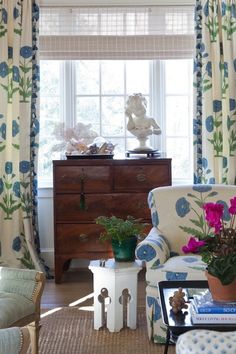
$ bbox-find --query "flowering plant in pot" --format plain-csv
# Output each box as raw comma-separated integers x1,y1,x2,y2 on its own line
182,196,236,301
95,215,147,262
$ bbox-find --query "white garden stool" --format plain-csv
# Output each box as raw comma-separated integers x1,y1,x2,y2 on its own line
89,258,142,332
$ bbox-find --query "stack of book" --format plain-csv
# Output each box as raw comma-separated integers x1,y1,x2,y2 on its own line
190,290,236,324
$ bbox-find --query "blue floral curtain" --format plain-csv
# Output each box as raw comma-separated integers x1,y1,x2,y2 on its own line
194,0,236,184
0,0,44,271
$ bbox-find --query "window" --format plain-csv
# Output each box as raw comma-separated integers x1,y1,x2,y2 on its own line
38,58,193,187
39,5,194,187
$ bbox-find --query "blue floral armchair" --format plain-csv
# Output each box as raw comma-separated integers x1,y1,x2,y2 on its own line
135,185,236,344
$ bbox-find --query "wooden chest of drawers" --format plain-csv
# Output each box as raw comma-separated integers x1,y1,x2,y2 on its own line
53,157,171,283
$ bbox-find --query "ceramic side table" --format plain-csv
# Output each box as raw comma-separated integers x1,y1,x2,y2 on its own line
89,258,142,332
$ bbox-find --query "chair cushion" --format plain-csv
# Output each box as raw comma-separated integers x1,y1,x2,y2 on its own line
0,327,22,354
0,267,39,301
0,292,35,328
176,329,236,354
146,255,206,287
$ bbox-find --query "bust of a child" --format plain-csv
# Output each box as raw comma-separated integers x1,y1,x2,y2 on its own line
125,93,161,151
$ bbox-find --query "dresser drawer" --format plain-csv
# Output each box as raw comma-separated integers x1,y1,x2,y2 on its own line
55,193,150,222
55,224,112,255
114,164,170,191
54,165,112,192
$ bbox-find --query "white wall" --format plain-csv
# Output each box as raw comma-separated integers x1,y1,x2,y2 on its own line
38,188,55,268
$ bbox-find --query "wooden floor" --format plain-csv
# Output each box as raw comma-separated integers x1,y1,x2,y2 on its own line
41,267,146,310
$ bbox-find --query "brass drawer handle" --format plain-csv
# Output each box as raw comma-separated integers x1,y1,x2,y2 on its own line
78,234,88,242
79,173,87,181
137,201,146,209
79,168,88,182
136,173,146,182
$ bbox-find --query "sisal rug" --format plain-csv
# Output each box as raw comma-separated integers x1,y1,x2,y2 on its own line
31,307,176,354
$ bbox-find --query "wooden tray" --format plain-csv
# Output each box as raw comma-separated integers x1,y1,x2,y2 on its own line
66,154,114,159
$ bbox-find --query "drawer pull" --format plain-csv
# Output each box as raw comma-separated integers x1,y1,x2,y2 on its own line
80,193,85,210
137,201,146,209
78,234,88,242
79,169,88,182
136,173,146,182
80,169,87,210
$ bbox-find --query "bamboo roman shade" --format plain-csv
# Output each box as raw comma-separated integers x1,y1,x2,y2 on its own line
39,5,194,60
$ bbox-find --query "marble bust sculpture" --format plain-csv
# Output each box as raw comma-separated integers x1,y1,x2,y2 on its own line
125,93,161,151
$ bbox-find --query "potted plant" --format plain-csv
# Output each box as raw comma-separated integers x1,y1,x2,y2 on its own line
95,215,147,262
182,196,236,301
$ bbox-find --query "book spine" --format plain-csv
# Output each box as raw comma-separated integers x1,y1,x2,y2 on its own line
197,307,236,314
190,306,236,324
193,298,236,314
191,316,236,324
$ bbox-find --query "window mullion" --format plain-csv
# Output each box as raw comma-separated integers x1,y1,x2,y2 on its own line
62,61,76,128
124,61,127,152
159,60,166,154
71,61,77,127
99,61,102,136
150,60,164,152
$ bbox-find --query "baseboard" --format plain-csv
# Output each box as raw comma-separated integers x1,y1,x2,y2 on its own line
40,249,90,270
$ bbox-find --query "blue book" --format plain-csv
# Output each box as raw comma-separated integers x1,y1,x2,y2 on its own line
193,290,236,314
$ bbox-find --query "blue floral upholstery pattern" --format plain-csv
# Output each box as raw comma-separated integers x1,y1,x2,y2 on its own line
135,185,236,344
176,330,236,354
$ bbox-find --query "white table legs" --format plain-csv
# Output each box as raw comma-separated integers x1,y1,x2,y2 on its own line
89,259,142,332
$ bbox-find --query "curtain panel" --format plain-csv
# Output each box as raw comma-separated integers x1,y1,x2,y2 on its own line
0,0,44,271
194,0,236,184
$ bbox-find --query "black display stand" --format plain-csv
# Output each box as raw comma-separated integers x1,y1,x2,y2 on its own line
125,149,160,158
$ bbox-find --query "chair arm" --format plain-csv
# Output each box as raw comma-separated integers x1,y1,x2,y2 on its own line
0,267,45,304
136,227,170,269
20,327,30,354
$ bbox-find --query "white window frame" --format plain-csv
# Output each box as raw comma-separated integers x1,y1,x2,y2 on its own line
39,58,193,188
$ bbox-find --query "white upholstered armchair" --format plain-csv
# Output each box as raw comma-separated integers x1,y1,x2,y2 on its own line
135,184,236,343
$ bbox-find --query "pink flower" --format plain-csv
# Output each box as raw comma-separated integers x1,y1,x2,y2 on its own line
203,202,224,233
182,236,206,254
229,196,236,215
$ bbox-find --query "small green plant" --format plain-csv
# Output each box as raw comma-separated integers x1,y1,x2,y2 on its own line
95,215,147,243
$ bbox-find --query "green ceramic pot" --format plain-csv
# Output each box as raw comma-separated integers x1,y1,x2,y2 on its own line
111,236,138,262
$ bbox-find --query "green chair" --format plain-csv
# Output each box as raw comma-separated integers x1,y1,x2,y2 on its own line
0,267,45,354
0,327,30,354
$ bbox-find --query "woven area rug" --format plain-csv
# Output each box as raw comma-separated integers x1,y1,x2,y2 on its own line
31,307,176,354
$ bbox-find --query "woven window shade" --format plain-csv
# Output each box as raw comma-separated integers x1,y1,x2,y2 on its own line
39,6,194,60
